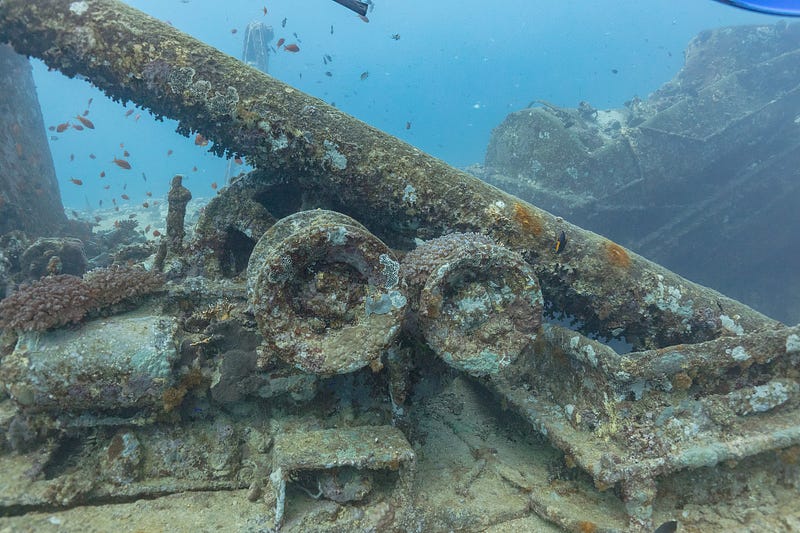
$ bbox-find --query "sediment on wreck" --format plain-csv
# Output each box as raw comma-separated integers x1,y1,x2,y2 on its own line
0,0,780,349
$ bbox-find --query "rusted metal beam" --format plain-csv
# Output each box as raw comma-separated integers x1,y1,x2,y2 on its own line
0,0,780,348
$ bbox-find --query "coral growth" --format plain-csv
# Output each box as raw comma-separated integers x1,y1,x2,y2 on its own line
0,274,95,331
0,265,164,332
400,232,495,290
603,240,631,269
83,264,164,308
512,202,543,237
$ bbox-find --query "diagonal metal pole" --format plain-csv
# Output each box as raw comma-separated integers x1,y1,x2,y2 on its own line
0,0,780,348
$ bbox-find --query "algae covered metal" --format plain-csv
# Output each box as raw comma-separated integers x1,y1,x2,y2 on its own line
0,2,798,533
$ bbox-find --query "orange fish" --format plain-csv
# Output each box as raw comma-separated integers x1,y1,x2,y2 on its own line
284,43,300,52
75,115,95,129
234,157,243,165
152,230,161,237
124,109,134,117
211,182,218,189
276,37,285,49
72,124,84,131
69,178,83,185
56,122,70,133
134,114,141,121
121,194,130,200
112,157,131,169
194,133,208,146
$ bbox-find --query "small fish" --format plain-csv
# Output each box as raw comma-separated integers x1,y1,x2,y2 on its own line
284,43,300,52
56,122,70,133
142,172,147,181
75,115,95,129
324,54,333,62
120,143,125,148
104,184,110,189
405,121,411,130
72,123,84,131
555,230,566,253
89,153,96,159
281,17,287,27
167,149,173,156
99,171,106,178
142,202,149,208
391,33,400,40
134,114,141,121
323,56,328,65
211,181,218,189
360,71,369,80
276,37,285,48
152,229,161,237
98,200,103,206
112,157,131,169
121,194,130,200
230,28,238,34
112,198,117,205
194,133,208,146
123,183,127,190
124,109,134,117
94,215,102,222
192,166,198,172
330,25,334,35
611,68,619,74
145,224,151,233
146,191,152,197
653,520,678,533
69,178,83,185
325,71,333,77
234,157,243,165
293,32,298,39
358,14,369,23
69,153,75,161
82,109,90,116
262,6,267,15
48,126,55,131
87,98,93,106
123,149,130,157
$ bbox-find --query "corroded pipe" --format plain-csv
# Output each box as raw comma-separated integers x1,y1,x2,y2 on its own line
0,0,780,348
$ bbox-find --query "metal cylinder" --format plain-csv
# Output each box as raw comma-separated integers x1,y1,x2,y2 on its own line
402,233,543,376
247,210,406,375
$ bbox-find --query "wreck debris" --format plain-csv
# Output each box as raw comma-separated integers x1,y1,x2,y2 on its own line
401,232,543,376
0,0,777,351
166,174,192,255
270,425,415,527
482,322,800,530
0,311,179,416
247,210,406,375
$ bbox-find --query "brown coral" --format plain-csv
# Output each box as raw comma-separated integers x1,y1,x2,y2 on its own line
0,265,164,332
0,274,95,331
83,265,165,308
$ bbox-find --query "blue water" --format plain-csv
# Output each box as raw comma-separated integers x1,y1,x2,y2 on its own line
33,0,776,209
